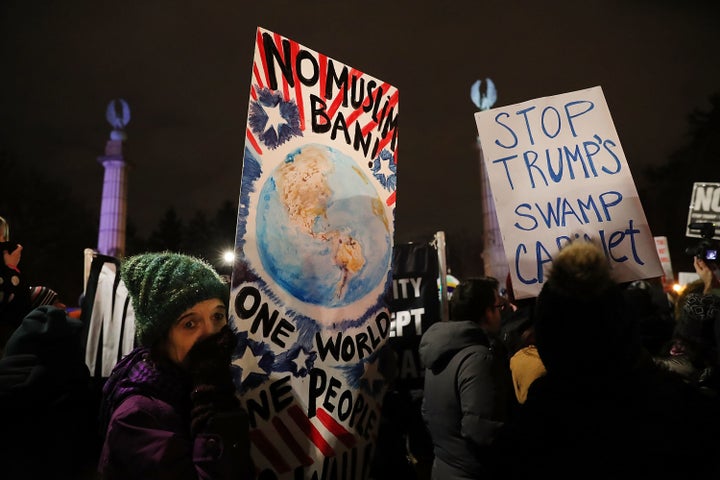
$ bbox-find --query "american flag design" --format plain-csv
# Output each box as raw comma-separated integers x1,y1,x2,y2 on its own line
230,28,398,480
249,405,360,473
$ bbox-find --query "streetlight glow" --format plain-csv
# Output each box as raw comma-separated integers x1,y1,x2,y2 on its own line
222,250,236,265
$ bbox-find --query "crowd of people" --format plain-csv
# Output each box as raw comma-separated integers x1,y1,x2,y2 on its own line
416,240,720,480
2,209,720,479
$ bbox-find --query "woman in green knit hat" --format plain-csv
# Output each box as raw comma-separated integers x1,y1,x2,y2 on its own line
98,252,254,479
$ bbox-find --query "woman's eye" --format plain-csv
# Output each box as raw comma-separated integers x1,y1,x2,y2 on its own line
183,320,196,329
213,312,227,322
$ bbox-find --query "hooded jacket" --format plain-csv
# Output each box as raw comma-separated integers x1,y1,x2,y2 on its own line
419,320,512,479
99,347,252,480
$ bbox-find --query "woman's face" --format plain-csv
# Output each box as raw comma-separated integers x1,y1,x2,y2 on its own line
164,298,227,364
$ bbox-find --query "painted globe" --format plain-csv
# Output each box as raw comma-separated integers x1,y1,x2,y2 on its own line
256,143,391,307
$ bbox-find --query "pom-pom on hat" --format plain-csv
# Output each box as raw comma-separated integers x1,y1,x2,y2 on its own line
121,252,229,347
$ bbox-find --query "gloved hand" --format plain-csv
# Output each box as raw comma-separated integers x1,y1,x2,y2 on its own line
183,324,237,387
183,325,240,435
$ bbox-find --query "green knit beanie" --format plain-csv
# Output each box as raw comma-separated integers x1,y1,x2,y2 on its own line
121,252,229,347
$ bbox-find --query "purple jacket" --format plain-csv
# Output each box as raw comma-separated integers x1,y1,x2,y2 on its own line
98,348,253,479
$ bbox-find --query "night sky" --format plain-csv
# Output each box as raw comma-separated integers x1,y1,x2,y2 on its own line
2,0,719,277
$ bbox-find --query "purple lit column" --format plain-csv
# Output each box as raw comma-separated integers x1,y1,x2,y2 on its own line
97,141,127,257
97,99,131,258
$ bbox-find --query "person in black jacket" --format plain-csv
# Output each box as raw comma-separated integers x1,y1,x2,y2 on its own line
489,240,720,480
418,277,514,480
0,305,98,479
0,216,30,352
655,292,720,397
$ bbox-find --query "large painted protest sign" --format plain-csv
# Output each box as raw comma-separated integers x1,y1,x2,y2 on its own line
475,86,662,299
229,27,398,479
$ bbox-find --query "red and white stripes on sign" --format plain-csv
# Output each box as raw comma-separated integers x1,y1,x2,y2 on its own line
249,405,357,474
245,28,399,179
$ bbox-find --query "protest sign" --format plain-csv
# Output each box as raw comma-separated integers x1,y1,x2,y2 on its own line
475,86,662,299
229,27,398,479
388,241,441,391
685,182,720,239
654,236,675,287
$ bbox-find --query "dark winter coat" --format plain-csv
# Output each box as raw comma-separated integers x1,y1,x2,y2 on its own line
489,354,720,479
494,277,720,480
418,320,512,480
99,348,252,480
0,259,29,352
0,306,97,479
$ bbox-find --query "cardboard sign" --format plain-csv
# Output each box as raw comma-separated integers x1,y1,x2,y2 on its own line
475,86,662,299
685,182,720,239
654,236,675,286
229,27,398,479
388,242,441,391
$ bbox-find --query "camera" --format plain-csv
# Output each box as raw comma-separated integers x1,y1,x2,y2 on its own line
685,222,718,262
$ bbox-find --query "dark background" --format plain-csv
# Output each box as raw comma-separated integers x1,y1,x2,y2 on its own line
1,0,719,305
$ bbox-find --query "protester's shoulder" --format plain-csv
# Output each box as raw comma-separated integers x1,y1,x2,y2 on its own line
111,392,182,425
510,345,539,360
634,359,719,414
421,320,485,351
706,287,720,297
456,343,494,373
0,354,50,403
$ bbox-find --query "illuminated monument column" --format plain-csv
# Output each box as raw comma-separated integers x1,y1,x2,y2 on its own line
97,99,131,258
471,79,509,284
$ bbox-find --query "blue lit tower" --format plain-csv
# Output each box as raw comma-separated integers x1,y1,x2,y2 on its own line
97,99,130,258
471,79,509,285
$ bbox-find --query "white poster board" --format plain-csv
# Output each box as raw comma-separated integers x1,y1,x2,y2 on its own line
230,27,398,479
654,236,675,286
475,86,662,299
